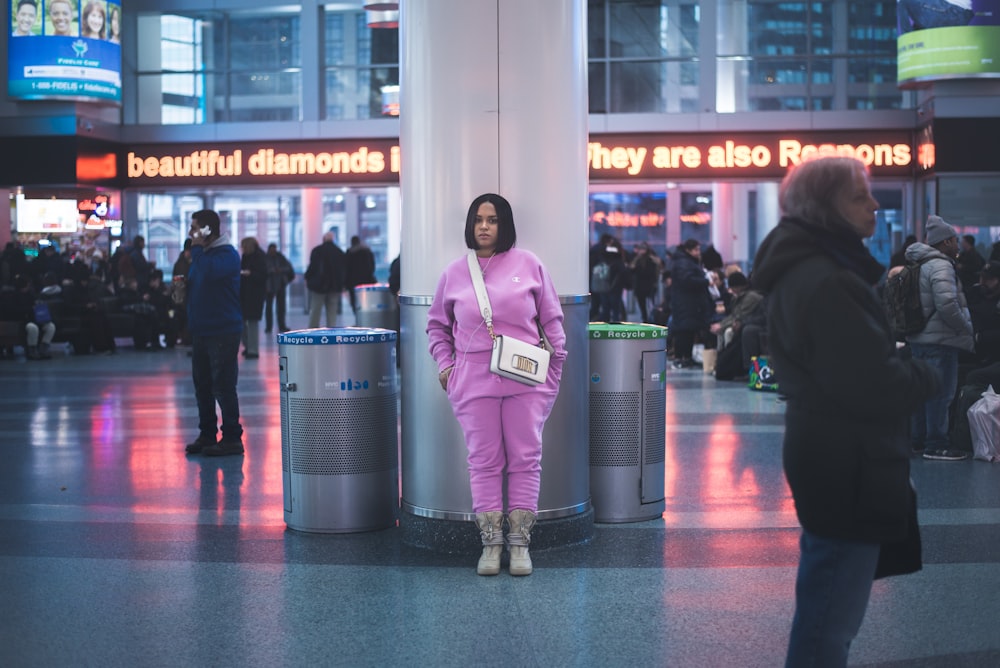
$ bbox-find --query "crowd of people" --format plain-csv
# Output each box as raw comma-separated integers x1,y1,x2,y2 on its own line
0,231,296,362
588,231,767,378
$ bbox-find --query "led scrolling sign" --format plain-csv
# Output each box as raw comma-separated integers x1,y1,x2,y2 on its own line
125,131,917,186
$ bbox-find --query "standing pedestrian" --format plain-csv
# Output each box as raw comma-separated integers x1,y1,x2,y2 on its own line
345,235,377,313
264,242,294,333
426,193,566,576
904,215,975,461
752,156,939,667
304,231,346,328
183,210,245,457
239,237,267,359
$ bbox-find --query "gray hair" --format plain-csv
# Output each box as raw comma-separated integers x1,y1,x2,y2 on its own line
778,156,867,231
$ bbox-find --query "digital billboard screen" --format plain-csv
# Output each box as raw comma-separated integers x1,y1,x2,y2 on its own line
897,1,1000,87
8,0,122,102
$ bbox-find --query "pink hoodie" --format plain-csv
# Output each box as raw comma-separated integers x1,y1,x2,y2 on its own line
426,248,566,385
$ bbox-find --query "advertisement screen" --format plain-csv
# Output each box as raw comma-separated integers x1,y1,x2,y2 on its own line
8,0,122,102
15,196,81,234
897,1,1000,87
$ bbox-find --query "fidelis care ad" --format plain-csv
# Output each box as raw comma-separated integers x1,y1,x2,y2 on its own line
8,0,122,103
897,1,1000,87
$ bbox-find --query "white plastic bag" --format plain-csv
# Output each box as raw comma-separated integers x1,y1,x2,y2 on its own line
692,343,705,364
967,385,1000,462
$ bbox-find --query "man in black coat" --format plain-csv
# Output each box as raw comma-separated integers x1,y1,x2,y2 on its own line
345,235,377,313
305,232,346,328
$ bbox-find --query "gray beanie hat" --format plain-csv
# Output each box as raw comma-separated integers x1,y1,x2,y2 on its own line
925,215,957,247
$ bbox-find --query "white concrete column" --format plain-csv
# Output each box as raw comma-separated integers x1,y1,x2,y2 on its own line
400,0,588,295
301,187,323,258
399,0,592,538
711,182,734,264
756,182,781,252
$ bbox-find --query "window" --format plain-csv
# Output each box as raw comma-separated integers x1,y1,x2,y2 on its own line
135,8,302,125
589,0,700,114
716,0,905,112
324,8,398,120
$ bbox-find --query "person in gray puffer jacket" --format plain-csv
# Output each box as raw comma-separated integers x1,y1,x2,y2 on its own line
904,214,974,461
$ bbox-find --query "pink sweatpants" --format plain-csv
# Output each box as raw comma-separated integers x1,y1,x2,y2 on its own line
447,353,557,514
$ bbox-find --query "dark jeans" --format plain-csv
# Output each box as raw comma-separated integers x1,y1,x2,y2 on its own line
192,332,243,443
635,290,655,323
673,328,696,361
909,342,959,451
265,289,288,332
898,0,973,33
785,530,880,667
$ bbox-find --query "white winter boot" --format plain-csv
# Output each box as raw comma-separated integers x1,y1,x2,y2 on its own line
475,511,504,576
506,509,537,576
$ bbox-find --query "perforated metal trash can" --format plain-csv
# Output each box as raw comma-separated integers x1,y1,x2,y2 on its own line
354,284,399,331
589,323,667,522
278,327,398,533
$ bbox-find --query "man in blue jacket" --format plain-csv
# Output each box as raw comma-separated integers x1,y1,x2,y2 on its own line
183,209,245,457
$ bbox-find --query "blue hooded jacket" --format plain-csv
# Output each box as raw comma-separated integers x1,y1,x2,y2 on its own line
186,234,242,337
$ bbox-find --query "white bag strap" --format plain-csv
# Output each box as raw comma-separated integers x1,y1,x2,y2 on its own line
467,251,550,349
467,252,496,341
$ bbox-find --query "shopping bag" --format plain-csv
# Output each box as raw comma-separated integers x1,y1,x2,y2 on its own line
701,348,717,374
692,343,705,364
967,385,1000,462
748,355,779,392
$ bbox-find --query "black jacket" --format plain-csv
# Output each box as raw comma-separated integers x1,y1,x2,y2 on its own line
345,244,377,289
305,241,346,293
240,247,268,320
752,217,938,544
668,248,711,331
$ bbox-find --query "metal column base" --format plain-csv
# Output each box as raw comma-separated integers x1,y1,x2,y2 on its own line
398,507,595,555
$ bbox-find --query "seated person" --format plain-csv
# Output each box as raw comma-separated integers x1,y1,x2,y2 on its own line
142,270,181,348
118,278,160,349
710,272,766,380
0,274,55,360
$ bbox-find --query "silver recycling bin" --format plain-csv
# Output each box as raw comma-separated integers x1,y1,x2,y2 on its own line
278,327,398,533
588,322,667,522
354,283,399,331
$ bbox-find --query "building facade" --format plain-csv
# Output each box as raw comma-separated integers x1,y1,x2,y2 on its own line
2,0,998,279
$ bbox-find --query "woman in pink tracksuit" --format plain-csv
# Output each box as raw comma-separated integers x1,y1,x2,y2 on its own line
426,193,566,576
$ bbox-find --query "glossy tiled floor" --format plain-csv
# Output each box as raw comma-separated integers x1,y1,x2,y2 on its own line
2,307,999,667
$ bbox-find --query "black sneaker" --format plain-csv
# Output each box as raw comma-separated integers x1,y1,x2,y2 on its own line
922,449,969,461
185,435,217,454
203,440,245,457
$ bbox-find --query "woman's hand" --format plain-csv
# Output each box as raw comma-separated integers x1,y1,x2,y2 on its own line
438,366,454,391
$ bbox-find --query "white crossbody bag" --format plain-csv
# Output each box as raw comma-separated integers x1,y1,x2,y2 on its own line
467,252,553,386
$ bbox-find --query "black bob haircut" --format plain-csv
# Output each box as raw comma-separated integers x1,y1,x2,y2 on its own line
464,193,517,253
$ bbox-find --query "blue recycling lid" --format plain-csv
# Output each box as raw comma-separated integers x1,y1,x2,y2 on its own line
277,327,397,345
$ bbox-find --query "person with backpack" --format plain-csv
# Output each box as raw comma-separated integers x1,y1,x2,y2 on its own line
904,215,975,461
590,245,614,321
588,233,614,320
